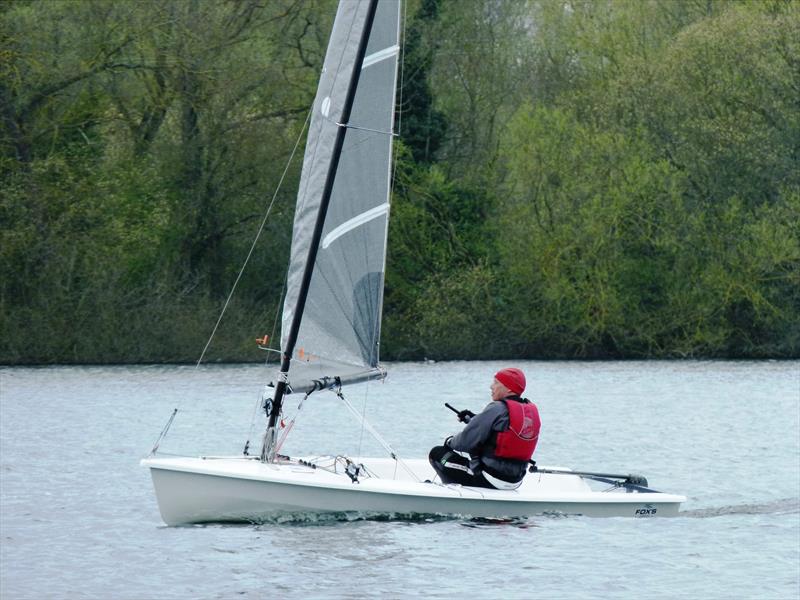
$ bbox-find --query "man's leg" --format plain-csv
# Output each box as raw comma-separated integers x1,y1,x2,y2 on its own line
428,445,493,488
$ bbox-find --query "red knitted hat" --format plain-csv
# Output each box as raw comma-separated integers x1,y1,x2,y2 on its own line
494,368,526,395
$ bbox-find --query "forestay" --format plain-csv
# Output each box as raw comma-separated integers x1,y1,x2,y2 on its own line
281,0,400,393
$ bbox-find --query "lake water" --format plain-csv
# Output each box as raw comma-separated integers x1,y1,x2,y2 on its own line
1,360,798,599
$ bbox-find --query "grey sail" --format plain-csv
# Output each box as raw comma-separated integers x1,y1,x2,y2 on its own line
280,0,400,393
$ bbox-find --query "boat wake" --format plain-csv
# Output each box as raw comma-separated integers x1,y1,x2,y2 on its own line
246,511,459,527
237,498,800,525
680,498,799,518
460,516,538,529
177,511,542,528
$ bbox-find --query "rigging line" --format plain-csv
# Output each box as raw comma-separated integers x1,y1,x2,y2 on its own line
196,107,313,368
275,391,311,455
395,0,407,165
148,408,178,456
356,379,369,460
336,122,397,137
335,387,421,483
244,386,267,456
337,128,384,154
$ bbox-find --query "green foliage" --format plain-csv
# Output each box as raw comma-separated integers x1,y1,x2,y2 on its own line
469,0,800,359
492,104,686,357
398,0,447,163
405,262,503,359
425,0,534,184
1,0,797,363
0,0,330,363
625,3,800,209
383,145,492,358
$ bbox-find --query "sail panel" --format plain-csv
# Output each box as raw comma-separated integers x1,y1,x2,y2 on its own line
281,0,400,390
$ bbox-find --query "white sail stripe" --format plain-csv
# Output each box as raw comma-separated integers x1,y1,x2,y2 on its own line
321,203,390,249
362,45,399,69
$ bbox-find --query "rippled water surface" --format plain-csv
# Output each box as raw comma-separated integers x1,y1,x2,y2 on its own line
1,361,798,599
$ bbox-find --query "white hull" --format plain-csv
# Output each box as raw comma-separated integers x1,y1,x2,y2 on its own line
142,456,685,525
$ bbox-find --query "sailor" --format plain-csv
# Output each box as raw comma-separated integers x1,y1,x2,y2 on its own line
428,368,541,490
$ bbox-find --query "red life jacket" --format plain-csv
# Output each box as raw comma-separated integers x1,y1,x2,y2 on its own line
493,398,540,461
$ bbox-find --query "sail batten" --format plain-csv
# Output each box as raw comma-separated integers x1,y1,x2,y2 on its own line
280,0,400,391
363,45,400,69
322,203,390,249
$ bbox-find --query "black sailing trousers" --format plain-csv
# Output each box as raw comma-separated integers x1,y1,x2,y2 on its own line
428,445,495,488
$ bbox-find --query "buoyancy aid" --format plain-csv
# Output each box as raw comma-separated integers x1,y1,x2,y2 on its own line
493,398,540,461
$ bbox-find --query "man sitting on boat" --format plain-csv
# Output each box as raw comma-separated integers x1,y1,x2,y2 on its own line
428,368,541,490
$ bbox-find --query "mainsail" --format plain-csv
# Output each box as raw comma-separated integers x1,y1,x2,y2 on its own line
280,0,400,393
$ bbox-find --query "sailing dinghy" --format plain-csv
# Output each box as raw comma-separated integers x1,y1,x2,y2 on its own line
142,0,685,525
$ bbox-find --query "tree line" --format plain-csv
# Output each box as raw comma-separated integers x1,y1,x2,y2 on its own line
1,0,797,364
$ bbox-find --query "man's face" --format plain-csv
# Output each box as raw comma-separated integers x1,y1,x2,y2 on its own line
490,378,509,401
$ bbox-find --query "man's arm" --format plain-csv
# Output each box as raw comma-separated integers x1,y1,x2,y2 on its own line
448,402,503,453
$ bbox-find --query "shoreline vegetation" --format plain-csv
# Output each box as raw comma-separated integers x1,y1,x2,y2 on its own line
2,358,797,369
2,0,798,365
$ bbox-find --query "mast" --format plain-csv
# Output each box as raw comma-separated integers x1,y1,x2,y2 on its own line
263,0,380,462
